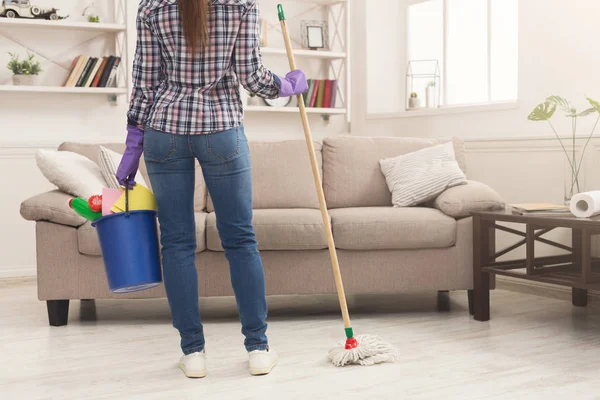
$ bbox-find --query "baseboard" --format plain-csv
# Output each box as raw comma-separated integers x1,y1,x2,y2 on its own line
0,265,36,278
496,276,600,302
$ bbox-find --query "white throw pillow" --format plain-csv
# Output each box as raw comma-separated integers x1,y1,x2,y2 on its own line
379,142,467,207
98,146,147,189
35,149,107,199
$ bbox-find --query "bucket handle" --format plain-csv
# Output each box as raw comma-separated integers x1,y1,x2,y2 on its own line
125,178,130,217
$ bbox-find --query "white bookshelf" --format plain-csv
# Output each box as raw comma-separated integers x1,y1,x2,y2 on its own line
261,47,346,60
293,0,346,4
0,18,126,32
0,0,351,120
255,0,351,122
245,105,346,115
0,85,128,95
0,0,129,104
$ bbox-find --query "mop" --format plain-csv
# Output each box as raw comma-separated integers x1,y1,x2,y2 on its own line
277,5,400,367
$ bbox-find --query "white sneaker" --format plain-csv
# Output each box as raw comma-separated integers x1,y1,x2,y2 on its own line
248,348,278,376
179,351,207,378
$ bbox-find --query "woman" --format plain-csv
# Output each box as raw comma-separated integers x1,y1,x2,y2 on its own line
116,0,307,378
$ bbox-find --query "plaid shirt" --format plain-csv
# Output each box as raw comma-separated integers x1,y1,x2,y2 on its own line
127,0,280,134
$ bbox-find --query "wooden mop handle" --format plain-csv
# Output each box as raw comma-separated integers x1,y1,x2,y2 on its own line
278,5,352,331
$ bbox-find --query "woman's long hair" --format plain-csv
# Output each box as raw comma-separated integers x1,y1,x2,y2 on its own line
179,0,209,54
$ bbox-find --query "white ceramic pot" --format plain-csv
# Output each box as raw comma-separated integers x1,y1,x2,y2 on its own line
247,96,261,106
13,75,35,86
408,97,420,109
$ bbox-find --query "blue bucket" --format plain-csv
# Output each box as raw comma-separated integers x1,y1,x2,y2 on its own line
92,206,162,294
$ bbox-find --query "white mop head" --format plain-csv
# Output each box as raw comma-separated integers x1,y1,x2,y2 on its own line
328,334,400,367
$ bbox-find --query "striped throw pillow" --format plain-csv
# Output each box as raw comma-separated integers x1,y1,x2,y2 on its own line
379,142,467,207
98,146,147,189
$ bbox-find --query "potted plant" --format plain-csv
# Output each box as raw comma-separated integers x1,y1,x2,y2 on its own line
408,92,420,109
528,96,600,204
7,52,42,86
426,81,436,108
82,3,99,23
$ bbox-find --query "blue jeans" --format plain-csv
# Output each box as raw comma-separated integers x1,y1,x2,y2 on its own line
144,126,268,355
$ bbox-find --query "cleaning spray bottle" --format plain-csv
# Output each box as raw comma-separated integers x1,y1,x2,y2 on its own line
69,197,102,221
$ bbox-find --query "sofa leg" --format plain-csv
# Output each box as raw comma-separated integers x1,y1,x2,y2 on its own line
47,300,69,326
572,288,588,307
437,291,450,312
468,290,474,315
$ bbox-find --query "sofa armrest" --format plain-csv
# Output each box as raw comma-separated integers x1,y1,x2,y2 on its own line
433,180,505,218
20,190,86,227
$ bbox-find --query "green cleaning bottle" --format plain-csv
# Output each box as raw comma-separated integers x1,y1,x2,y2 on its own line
69,197,102,221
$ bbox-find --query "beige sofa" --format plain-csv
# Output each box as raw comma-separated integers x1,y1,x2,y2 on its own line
21,135,501,326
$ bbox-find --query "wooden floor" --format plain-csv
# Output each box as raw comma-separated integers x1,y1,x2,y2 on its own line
3,278,600,399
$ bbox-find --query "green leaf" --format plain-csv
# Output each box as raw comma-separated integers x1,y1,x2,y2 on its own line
577,107,597,117
546,95,572,113
528,102,557,121
587,97,600,114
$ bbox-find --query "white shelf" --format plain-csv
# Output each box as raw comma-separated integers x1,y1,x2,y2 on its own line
292,0,346,4
0,18,126,32
245,106,346,115
261,47,346,60
0,85,128,95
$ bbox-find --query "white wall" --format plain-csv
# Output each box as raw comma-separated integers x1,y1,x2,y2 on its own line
1,0,348,277
358,0,600,141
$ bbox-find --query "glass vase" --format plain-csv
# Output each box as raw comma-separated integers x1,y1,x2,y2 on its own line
564,160,583,206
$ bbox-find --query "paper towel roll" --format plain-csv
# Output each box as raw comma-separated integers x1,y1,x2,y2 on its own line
570,191,600,218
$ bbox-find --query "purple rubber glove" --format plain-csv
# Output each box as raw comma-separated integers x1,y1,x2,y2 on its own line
277,70,308,97
116,125,144,189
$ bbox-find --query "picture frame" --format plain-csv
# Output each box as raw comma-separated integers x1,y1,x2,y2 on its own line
301,20,329,50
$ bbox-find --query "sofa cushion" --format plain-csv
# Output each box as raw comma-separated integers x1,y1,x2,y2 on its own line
207,140,322,211
433,180,505,218
59,142,207,212
330,207,456,250
194,161,208,212
20,190,86,227
380,142,467,207
206,209,327,251
98,146,148,189
35,149,107,198
322,135,467,209
77,212,208,256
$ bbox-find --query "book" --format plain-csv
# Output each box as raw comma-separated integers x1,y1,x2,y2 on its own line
91,57,108,87
512,211,573,217
76,57,94,87
98,56,116,87
62,56,80,87
80,58,98,88
84,58,102,88
511,203,570,213
66,55,88,87
315,79,325,108
309,80,320,107
105,57,121,88
330,80,338,108
303,80,314,107
323,80,333,109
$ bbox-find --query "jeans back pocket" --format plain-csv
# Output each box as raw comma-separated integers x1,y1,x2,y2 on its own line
144,129,177,163
206,127,240,162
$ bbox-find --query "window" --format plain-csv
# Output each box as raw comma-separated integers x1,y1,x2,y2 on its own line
407,0,518,107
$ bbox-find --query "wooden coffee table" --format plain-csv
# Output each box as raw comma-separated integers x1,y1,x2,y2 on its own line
472,209,600,321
